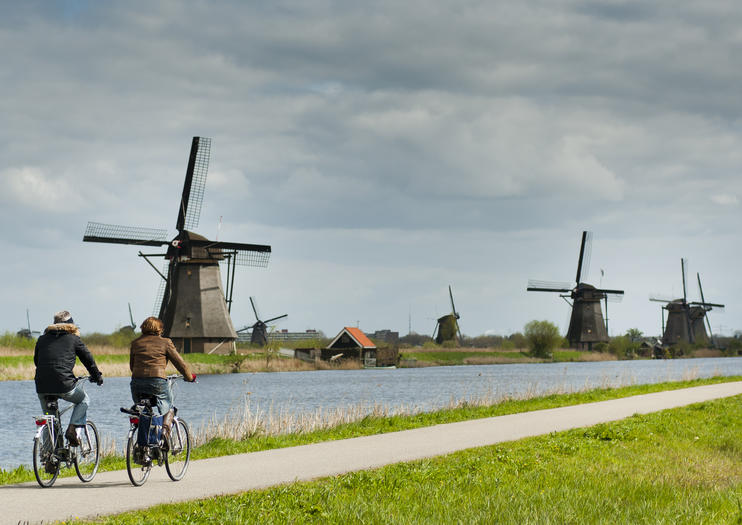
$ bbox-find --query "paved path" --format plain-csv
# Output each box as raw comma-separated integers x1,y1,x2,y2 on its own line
4,381,742,525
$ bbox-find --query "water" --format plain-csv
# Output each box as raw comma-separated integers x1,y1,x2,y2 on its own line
3,357,742,470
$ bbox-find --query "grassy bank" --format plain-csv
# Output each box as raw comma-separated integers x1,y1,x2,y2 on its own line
401,347,617,366
0,346,360,381
77,392,742,524
3,375,741,488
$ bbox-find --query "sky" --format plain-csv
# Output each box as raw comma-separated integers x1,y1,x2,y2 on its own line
1,1,741,339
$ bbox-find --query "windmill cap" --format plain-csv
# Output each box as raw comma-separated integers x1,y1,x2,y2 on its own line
53,310,74,324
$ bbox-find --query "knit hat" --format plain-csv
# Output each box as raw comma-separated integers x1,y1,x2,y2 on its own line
53,310,74,325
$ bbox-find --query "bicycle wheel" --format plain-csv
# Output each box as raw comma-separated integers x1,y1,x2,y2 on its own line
33,432,59,488
165,418,191,481
126,433,151,486
74,421,100,482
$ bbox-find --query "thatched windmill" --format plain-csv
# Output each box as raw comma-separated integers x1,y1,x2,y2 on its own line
83,137,271,353
433,286,461,344
650,259,724,346
527,231,624,350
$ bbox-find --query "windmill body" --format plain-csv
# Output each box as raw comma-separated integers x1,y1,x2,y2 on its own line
528,231,624,351
83,137,271,354
650,261,723,347
565,283,609,346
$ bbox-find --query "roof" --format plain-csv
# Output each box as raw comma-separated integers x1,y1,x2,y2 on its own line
327,326,377,349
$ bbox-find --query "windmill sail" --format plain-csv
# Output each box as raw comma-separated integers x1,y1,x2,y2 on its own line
84,222,169,246
177,136,211,232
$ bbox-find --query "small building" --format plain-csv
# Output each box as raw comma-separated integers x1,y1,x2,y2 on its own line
324,327,380,366
370,329,399,345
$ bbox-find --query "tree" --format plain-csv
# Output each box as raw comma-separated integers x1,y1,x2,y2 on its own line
626,328,643,342
524,320,561,358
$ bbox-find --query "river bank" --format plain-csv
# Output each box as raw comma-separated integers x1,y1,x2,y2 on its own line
2,344,727,381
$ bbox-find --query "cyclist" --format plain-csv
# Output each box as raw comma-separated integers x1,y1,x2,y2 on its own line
34,310,104,446
129,317,196,437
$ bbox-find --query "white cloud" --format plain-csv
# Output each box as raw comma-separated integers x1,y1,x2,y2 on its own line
0,166,83,212
711,194,738,206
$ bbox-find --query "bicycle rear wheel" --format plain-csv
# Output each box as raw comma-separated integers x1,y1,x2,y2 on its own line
126,433,151,486
33,433,59,488
74,421,100,482
165,418,191,481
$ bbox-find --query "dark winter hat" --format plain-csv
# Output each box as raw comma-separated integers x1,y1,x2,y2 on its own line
53,310,74,325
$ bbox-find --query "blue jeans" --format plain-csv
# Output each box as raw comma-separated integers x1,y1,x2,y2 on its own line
130,377,172,415
37,381,89,426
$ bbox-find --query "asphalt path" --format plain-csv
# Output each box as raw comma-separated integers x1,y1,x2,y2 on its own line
4,381,742,525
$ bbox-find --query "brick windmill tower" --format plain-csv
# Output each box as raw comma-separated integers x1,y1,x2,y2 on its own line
527,231,624,350
83,137,271,353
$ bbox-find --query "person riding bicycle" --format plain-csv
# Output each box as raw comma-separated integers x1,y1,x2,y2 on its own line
129,317,195,437
34,310,104,446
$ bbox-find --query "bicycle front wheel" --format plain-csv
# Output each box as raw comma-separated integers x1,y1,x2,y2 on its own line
33,433,59,488
74,421,100,482
165,418,191,481
126,433,151,486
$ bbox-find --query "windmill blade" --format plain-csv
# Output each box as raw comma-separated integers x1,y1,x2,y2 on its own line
264,313,288,324
456,319,462,341
680,258,688,303
249,296,260,321
152,262,169,316
605,292,624,303
649,293,675,303
594,288,624,295
432,320,439,340
191,239,271,268
448,285,458,317
689,301,725,309
83,222,169,246
176,136,211,232
575,231,593,284
527,280,572,293
128,303,135,328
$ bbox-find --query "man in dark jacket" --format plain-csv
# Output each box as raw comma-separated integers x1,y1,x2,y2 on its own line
34,310,103,446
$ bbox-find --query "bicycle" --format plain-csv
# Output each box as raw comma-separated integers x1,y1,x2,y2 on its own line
120,374,193,486
32,376,101,488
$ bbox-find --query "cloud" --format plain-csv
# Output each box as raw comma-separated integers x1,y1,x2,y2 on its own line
0,166,83,212
711,194,738,206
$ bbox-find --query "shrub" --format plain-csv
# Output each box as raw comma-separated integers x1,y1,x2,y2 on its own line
593,342,609,353
523,320,561,358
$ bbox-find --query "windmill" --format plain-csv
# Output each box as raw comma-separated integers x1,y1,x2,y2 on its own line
119,303,137,335
433,285,461,344
527,231,624,350
239,297,288,347
17,308,39,339
83,137,271,354
649,259,724,346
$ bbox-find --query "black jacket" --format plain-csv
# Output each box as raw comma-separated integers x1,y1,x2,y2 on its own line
34,323,101,394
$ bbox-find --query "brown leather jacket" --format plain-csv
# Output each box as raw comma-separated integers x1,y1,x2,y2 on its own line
129,334,193,380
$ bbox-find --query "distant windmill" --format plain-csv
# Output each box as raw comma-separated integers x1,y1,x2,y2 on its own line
17,308,39,339
433,285,461,344
527,231,624,350
649,259,724,346
241,297,288,347
119,303,137,335
83,137,271,353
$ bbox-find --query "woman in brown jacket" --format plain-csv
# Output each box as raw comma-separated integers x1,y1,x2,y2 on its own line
130,317,195,434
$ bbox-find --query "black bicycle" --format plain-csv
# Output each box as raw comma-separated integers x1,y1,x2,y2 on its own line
120,375,192,486
32,376,101,488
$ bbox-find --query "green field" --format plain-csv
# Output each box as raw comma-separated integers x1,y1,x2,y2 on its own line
63,383,742,524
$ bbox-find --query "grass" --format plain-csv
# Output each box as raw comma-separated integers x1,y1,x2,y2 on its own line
401,347,614,366
0,347,359,381
65,386,742,524
4,375,741,489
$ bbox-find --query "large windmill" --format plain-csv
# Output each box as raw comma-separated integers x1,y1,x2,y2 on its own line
240,297,288,347
527,231,624,350
83,137,271,354
433,285,461,345
649,259,724,346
